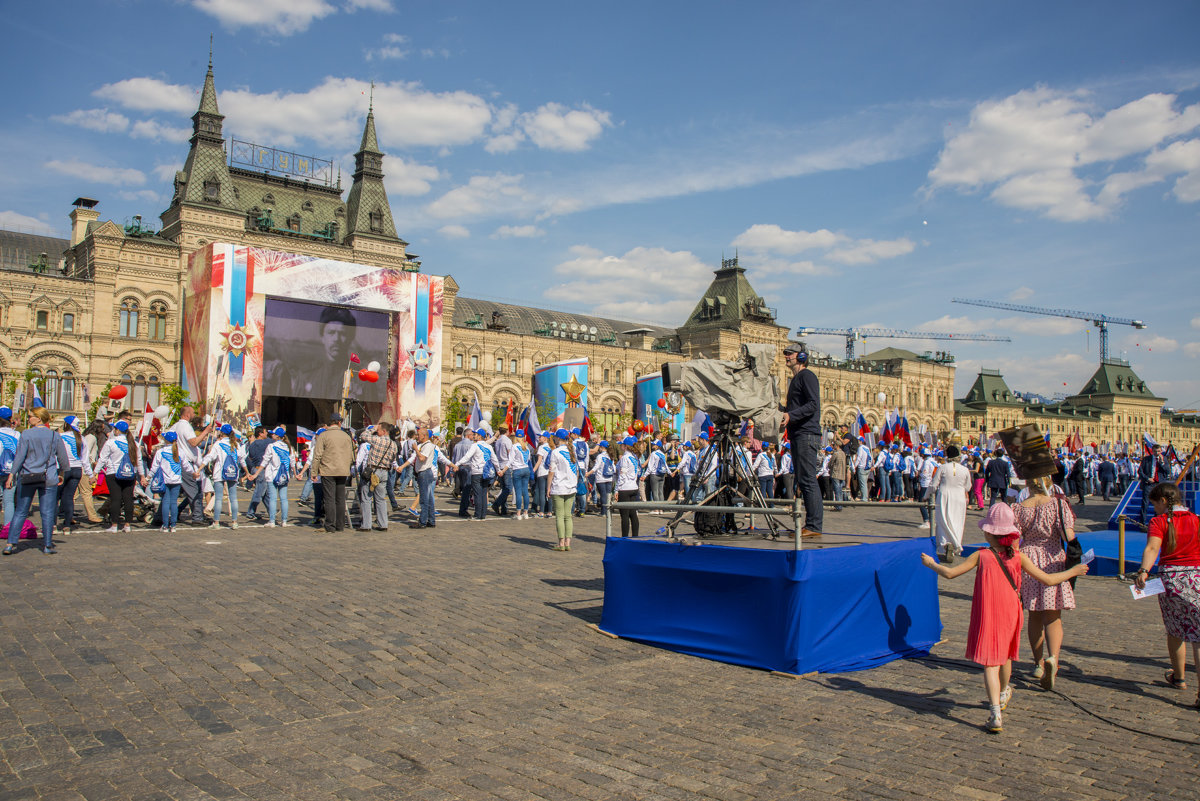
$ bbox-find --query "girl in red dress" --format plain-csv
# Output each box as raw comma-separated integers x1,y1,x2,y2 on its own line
921,503,1088,732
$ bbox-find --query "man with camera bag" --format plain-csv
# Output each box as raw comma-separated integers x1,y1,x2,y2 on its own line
780,343,822,537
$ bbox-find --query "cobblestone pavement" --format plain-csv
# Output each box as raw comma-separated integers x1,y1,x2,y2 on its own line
0,490,1196,800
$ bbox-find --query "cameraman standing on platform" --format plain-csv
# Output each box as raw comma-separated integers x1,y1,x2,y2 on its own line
780,343,822,537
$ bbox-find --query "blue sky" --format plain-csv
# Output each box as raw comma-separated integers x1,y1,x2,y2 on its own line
4,1,1200,409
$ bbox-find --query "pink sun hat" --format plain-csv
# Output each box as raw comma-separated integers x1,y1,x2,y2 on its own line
979,503,1021,546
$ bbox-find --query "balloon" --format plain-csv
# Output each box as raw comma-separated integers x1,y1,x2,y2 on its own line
358,369,369,381
876,392,887,404
350,353,361,364
154,405,170,420
627,426,635,435
108,385,128,400
632,420,644,432
656,398,667,409
646,424,654,434
367,360,381,372
365,371,379,383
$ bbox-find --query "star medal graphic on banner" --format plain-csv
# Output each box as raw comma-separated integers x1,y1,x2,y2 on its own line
561,374,585,407
408,341,434,372
219,323,255,357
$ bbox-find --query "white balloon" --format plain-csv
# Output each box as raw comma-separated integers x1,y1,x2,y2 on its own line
367,360,381,372
876,392,887,404
154,405,170,419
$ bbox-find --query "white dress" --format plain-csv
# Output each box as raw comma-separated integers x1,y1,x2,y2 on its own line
931,461,972,553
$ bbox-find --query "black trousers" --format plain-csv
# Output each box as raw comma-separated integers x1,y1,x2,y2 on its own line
791,432,823,532
320,475,348,531
617,489,640,537
107,476,136,527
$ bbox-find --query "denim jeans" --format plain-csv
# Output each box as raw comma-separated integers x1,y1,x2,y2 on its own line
265,481,289,524
876,467,891,501
856,468,870,501
247,473,267,515
7,481,59,549
595,481,612,514
2,480,15,529
494,470,513,514
357,469,389,528
416,469,436,525
831,478,844,505
161,483,181,527
213,479,239,523
511,467,530,511
58,467,82,527
396,464,414,495
758,476,774,500
534,474,548,514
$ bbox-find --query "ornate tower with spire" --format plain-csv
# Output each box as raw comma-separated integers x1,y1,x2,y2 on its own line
344,90,400,245
160,50,241,244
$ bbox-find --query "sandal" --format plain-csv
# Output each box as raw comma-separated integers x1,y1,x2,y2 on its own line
1166,670,1188,690
551,544,567,551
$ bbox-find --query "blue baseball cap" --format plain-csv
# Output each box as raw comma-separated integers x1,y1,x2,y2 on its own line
0,406,11,420
699,432,710,440
570,427,581,435
653,439,662,448
554,428,569,440
599,440,609,448
475,427,488,437
113,420,129,432
825,446,833,452
272,426,286,437
220,423,233,435
682,442,691,449
64,415,79,430
162,431,178,443
621,436,637,447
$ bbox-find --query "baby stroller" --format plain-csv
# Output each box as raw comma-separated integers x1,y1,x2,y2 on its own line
133,482,162,526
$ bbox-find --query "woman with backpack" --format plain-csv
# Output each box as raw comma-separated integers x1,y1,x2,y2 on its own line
249,427,295,528
147,431,185,533
94,419,144,534
3,407,70,554
202,424,246,529
56,416,91,538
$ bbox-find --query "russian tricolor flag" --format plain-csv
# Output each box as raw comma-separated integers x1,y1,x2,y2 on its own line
856,410,870,437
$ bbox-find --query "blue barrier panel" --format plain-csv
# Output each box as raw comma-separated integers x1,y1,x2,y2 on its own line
600,537,942,674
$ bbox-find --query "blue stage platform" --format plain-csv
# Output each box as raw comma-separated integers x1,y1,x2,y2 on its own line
962,528,1147,577
599,536,942,675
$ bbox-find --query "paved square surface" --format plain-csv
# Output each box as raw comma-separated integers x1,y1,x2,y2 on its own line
1,492,1196,800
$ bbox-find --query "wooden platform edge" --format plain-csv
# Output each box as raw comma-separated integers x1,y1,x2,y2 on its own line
585,623,620,639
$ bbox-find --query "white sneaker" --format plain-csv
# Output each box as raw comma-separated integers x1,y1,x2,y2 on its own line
916,521,930,528
168,527,177,534
209,522,220,529
160,526,169,533
106,526,118,533
122,525,131,533
263,521,276,528
231,521,238,530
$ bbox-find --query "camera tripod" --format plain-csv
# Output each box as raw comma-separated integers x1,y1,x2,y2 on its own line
661,417,789,540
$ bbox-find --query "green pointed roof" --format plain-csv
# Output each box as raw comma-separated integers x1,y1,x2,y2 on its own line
198,63,220,115
680,257,778,330
962,369,1023,406
344,107,398,241
1068,360,1163,401
359,108,380,153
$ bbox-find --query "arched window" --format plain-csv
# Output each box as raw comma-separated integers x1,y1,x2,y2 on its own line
132,373,147,412
119,300,139,338
43,369,59,410
58,371,74,411
147,375,160,409
149,302,168,341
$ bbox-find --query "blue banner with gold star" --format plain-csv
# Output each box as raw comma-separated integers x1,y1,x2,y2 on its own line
532,358,588,429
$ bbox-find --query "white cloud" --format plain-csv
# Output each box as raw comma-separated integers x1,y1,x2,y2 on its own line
94,78,197,114
44,159,145,186
542,246,712,325
1145,138,1200,202
731,224,842,254
421,48,451,59
0,210,59,235
153,163,182,182
383,158,441,196
52,108,129,133
929,87,1200,220
826,237,915,265
426,173,532,219
730,223,913,275
191,0,336,36
438,224,470,239
347,0,393,11
130,119,191,143
366,33,408,60
1192,316,1200,330
1125,334,1179,354
517,103,611,152
492,225,545,239
1184,342,1200,358
918,313,1083,337
118,189,162,203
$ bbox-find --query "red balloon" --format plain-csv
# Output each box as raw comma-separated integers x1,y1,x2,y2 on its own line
626,426,635,435
365,370,379,383
657,398,667,409
646,423,654,433
108,385,128,400
358,369,369,381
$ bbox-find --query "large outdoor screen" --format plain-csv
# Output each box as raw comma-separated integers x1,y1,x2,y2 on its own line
261,297,390,402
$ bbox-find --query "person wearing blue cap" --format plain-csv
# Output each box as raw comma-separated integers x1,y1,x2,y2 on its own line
545,429,578,549
614,436,642,537
450,428,493,520
754,442,778,501
0,406,21,533
675,439,697,501
148,430,185,532
777,441,794,500
4,407,70,554
531,431,552,518
586,440,615,517
93,416,145,535
642,439,668,504
694,432,718,500
55,415,91,537
249,427,296,528
202,424,246,529
505,429,533,521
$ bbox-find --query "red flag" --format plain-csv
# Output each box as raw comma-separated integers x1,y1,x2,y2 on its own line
349,353,361,364
504,398,514,432
581,408,594,441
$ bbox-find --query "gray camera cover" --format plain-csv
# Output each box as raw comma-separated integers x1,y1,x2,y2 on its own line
678,344,782,443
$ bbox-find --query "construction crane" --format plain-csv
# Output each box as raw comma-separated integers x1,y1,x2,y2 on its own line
795,326,1012,360
951,298,1146,362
